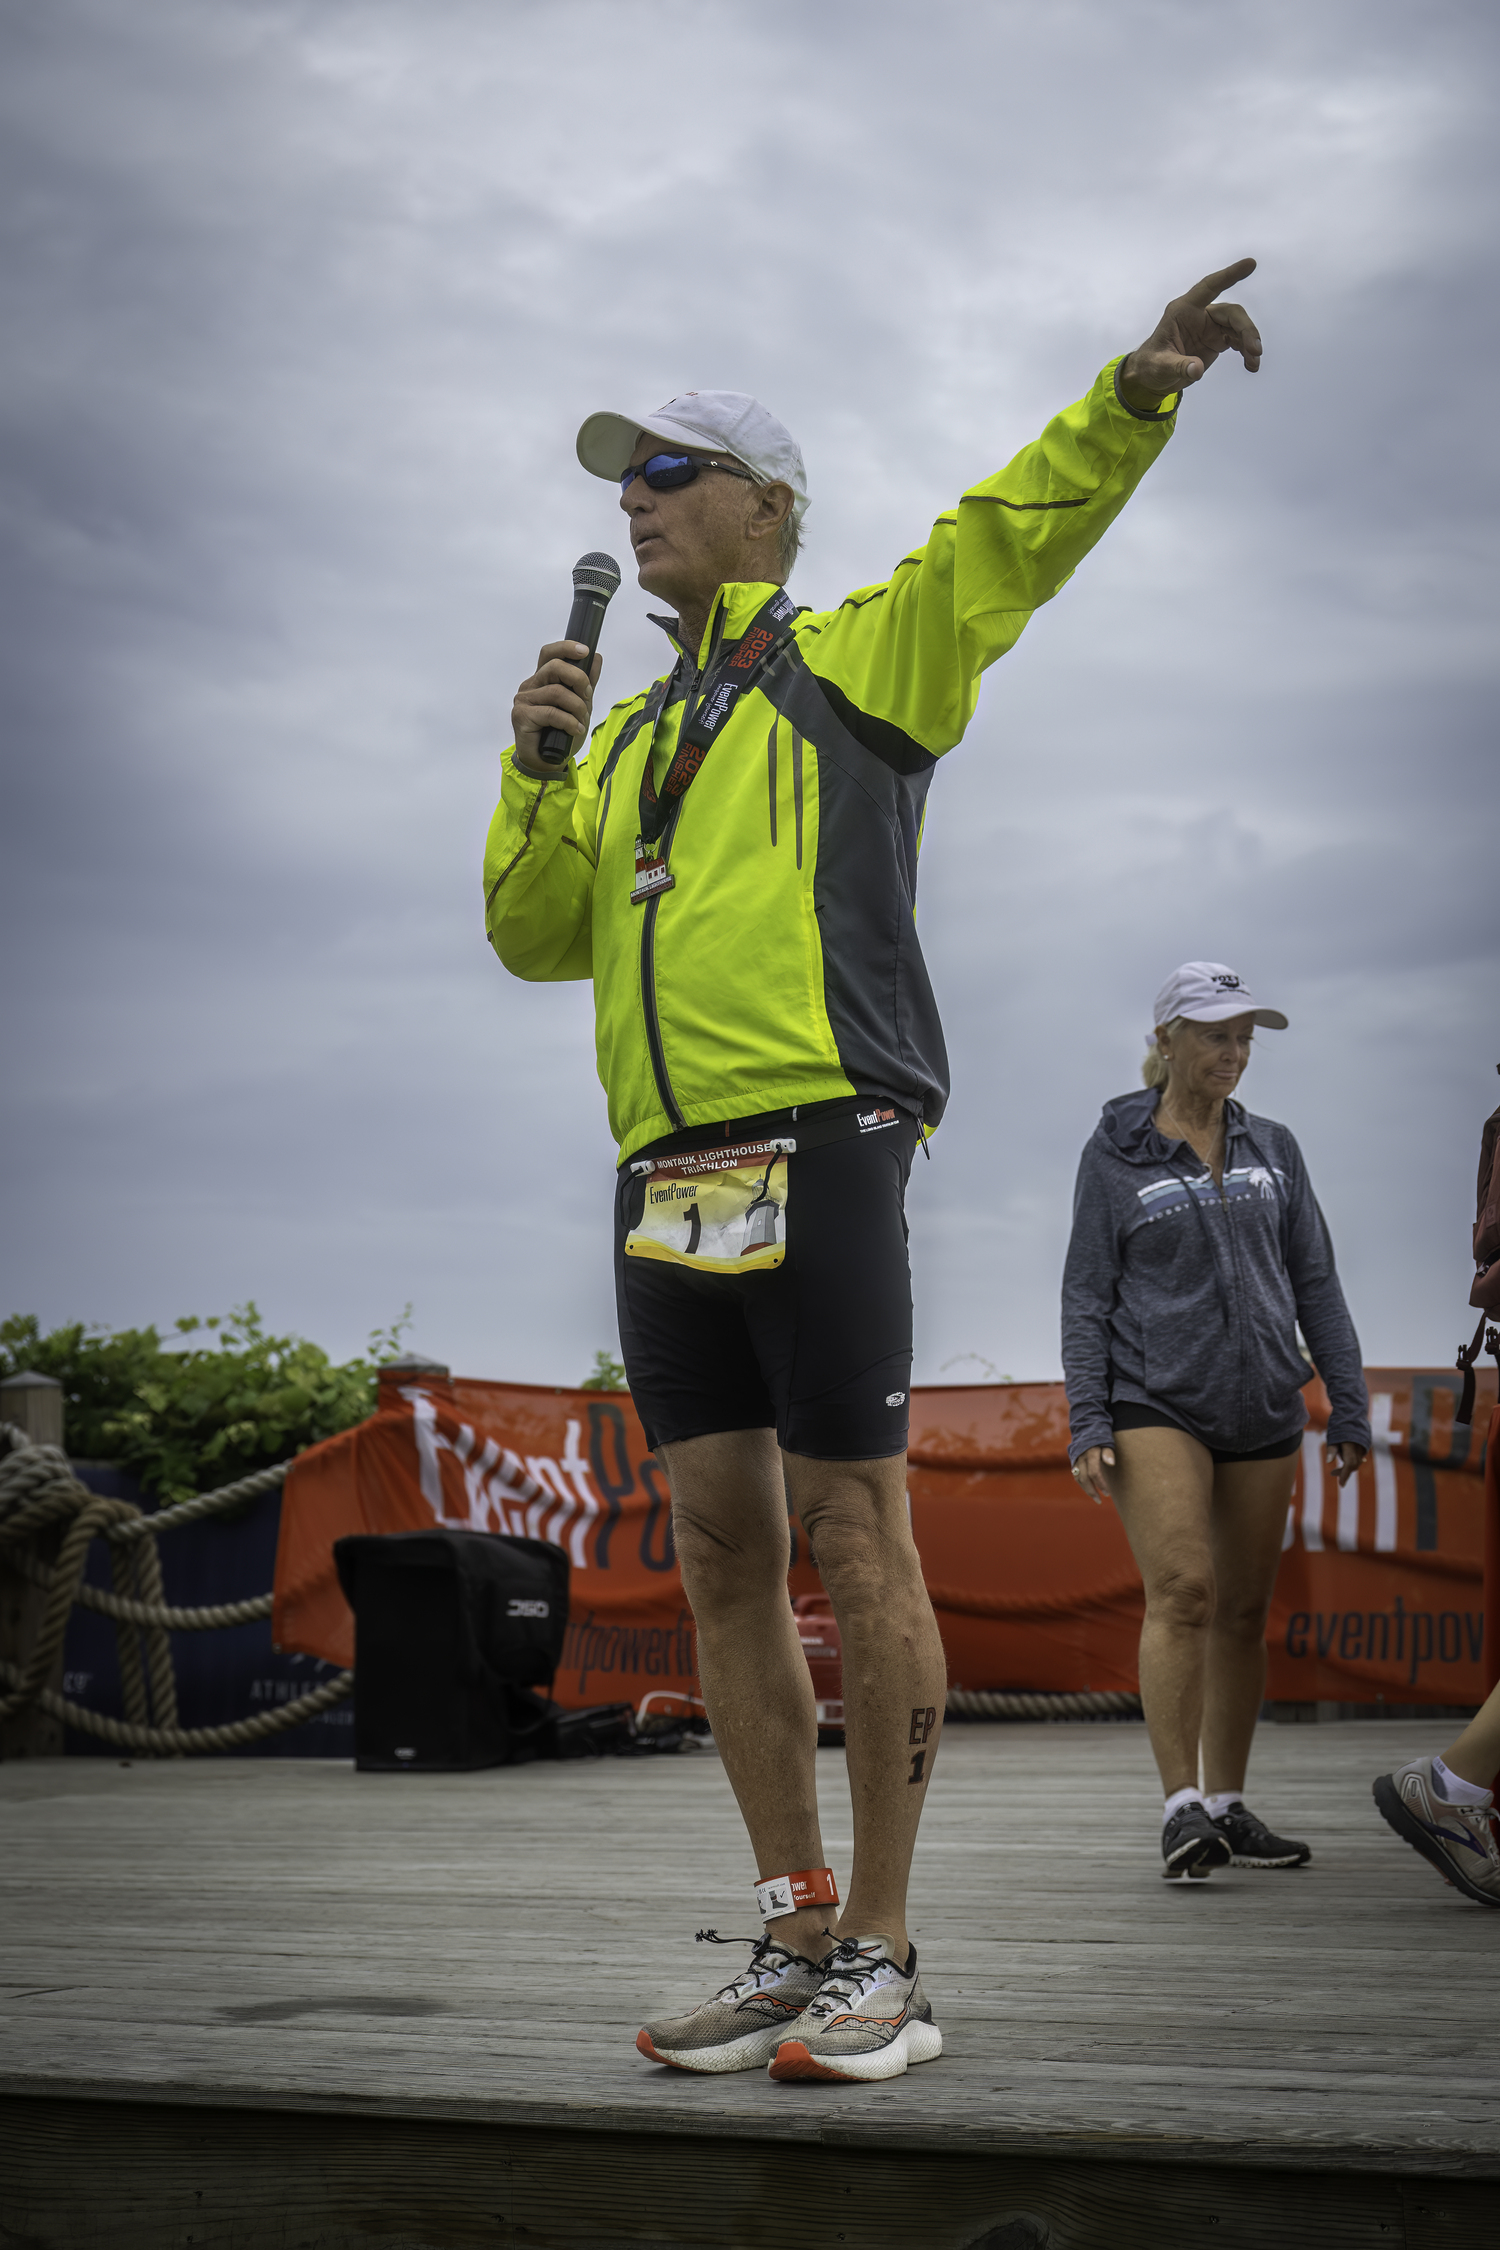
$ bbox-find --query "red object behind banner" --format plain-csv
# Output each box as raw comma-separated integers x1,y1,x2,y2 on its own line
272,1367,1495,1713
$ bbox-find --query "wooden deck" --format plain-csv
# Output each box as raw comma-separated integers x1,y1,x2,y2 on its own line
2,1719,1498,2249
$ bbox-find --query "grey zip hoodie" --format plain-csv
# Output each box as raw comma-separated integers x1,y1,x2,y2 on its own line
1061,1088,1370,1464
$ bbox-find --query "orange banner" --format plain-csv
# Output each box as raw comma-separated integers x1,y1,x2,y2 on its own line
272,1367,1495,1711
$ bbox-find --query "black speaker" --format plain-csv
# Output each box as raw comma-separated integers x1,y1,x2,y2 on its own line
334,1528,569,1772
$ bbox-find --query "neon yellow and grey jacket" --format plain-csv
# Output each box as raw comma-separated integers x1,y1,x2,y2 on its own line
484,361,1177,1163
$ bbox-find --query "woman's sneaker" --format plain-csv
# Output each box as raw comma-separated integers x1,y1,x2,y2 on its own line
767,1936,942,2083
1210,1800,1311,1868
636,1932,827,2073
1373,1757,1500,1908
1161,1799,1233,1879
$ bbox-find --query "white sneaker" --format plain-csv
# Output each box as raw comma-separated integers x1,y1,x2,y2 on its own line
636,1931,828,2073
768,1935,942,2083
1373,1756,1500,1908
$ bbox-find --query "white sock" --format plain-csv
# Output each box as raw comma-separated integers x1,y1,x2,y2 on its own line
1163,1785,1205,1824
1433,1755,1495,1808
1203,1791,1244,1819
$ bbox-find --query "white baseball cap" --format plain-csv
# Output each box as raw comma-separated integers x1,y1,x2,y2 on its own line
576,390,809,527
1152,961,1288,1031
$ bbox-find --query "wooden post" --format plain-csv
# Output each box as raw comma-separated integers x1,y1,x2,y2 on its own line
0,1372,67,1758
0,1370,64,1448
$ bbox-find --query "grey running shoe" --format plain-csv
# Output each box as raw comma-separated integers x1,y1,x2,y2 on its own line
1373,1756,1500,1908
1162,1799,1233,1879
1211,1801,1311,1868
768,1935,942,2083
636,1931,827,2073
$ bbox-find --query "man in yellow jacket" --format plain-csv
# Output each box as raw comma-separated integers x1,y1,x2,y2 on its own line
486,262,1262,2083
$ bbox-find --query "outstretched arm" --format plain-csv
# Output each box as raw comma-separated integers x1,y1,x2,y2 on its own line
799,259,1263,762
1117,258,1262,411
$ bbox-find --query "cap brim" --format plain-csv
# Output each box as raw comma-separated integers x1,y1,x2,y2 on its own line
576,411,648,481
576,409,757,483
1178,1002,1289,1030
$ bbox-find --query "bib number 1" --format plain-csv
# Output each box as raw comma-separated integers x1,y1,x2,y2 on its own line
625,1138,794,1273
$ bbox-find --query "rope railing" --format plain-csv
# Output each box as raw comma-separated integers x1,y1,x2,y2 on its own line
13,1552,274,1630
0,1421,348,1754
108,1462,293,1543
0,1658,353,1753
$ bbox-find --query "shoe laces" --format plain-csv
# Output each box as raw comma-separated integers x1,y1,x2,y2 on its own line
805,1936,904,2018
1444,1805,1500,1865
693,1927,809,2002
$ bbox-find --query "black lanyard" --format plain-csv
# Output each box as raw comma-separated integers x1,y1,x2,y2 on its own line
637,586,800,847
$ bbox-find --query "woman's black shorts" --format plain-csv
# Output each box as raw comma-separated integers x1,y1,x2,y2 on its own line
1111,1400,1303,1465
615,1100,918,1461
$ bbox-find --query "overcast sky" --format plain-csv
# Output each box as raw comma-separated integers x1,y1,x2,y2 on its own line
3,0,1497,1387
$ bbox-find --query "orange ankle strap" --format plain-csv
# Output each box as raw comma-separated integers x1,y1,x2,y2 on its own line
754,1866,839,1920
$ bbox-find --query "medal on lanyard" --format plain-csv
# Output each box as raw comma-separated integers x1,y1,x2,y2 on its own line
630,834,674,906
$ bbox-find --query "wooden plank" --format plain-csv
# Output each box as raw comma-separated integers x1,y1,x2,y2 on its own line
1,2091,1494,2250
1,1720,1497,2224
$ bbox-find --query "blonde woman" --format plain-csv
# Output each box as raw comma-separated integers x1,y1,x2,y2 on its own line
1062,962,1370,1878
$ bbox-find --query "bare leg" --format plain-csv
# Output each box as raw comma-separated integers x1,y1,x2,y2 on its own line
663,1433,944,1965
785,1451,948,1962
1441,1678,1500,1790
1109,1428,1216,1796
661,1429,826,1951
1200,1455,1298,1795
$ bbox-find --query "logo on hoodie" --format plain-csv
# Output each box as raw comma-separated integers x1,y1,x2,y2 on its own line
1136,1174,1217,1220
1136,1164,1285,1223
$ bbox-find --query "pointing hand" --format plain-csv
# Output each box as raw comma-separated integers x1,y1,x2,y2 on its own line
1119,259,1262,409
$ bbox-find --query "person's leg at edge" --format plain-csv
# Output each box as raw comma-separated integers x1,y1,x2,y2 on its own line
1108,1427,1216,1794
1372,1632,1500,1903
1438,1677,1500,1792
660,1426,829,1957
1200,1454,1299,1796
783,1448,949,1964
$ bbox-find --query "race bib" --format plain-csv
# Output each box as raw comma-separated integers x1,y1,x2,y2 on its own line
625,1138,794,1273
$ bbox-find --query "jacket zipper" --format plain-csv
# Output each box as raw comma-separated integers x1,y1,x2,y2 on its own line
636,603,723,1132
640,802,685,1127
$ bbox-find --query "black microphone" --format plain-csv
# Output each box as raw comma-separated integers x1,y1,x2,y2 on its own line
537,551,622,766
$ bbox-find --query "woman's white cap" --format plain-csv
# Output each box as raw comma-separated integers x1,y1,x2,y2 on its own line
576,391,809,526
1153,961,1288,1031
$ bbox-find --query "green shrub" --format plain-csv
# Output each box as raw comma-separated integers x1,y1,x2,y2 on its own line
0,1303,410,1505
580,1349,627,1392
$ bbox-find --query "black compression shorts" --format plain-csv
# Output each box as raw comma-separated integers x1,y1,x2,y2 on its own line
1110,1400,1303,1464
615,1099,918,1461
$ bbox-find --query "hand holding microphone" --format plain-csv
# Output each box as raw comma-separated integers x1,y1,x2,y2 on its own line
511,552,621,777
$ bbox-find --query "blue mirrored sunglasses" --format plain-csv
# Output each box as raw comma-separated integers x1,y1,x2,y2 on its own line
619,451,757,496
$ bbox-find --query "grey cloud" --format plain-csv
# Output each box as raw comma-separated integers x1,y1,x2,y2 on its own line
2,0,1497,1386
